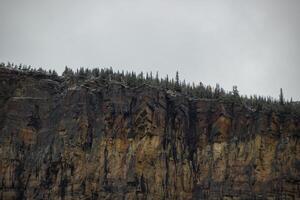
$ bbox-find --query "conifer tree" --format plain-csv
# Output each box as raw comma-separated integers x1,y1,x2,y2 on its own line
233,85,239,97
92,68,100,77
155,71,159,85
175,71,181,92
279,88,284,105
214,83,221,98
165,75,169,89
62,66,74,77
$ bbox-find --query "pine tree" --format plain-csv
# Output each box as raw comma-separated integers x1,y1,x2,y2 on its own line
279,88,284,105
165,75,169,89
214,83,221,98
91,68,100,77
62,66,74,77
233,85,239,97
175,71,181,92
78,67,85,77
155,71,159,85
52,70,58,76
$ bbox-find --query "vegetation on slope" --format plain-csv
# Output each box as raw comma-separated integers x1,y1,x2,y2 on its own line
1,62,299,116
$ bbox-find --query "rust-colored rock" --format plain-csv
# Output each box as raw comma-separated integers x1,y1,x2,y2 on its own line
0,68,299,199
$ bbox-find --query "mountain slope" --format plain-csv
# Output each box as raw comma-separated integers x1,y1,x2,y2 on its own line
0,67,299,200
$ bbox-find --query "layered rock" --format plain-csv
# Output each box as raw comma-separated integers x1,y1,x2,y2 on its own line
0,68,299,199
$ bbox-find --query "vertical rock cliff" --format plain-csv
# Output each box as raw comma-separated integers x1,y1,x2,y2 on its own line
0,68,299,199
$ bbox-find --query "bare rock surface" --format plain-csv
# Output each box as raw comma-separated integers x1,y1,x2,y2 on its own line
0,68,300,199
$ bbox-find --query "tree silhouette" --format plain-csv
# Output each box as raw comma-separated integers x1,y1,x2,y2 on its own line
1,62,297,114
233,85,239,97
175,71,181,92
279,88,284,105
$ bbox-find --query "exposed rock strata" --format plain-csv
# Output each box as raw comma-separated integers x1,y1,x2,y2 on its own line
0,68,299,199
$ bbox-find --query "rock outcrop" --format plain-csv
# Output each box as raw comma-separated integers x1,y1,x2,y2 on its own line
0,68,299,199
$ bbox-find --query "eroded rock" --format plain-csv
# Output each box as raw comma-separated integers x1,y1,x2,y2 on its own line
0,68,299,199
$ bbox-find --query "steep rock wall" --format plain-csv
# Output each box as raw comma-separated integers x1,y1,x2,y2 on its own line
0,68,300,199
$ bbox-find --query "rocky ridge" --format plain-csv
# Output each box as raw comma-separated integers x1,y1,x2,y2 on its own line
0,67,300,199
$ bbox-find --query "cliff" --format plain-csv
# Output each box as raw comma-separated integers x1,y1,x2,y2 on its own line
0,67,299,199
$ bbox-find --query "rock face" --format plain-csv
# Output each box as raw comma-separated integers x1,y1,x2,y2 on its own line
0,68,300,200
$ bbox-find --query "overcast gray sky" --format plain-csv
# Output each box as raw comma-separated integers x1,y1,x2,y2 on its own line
0,0,299,100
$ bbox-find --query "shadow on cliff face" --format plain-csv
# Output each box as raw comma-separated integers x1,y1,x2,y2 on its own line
0,67,299,199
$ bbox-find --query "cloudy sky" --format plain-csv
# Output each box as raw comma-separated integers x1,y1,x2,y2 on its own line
0,0,299,100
